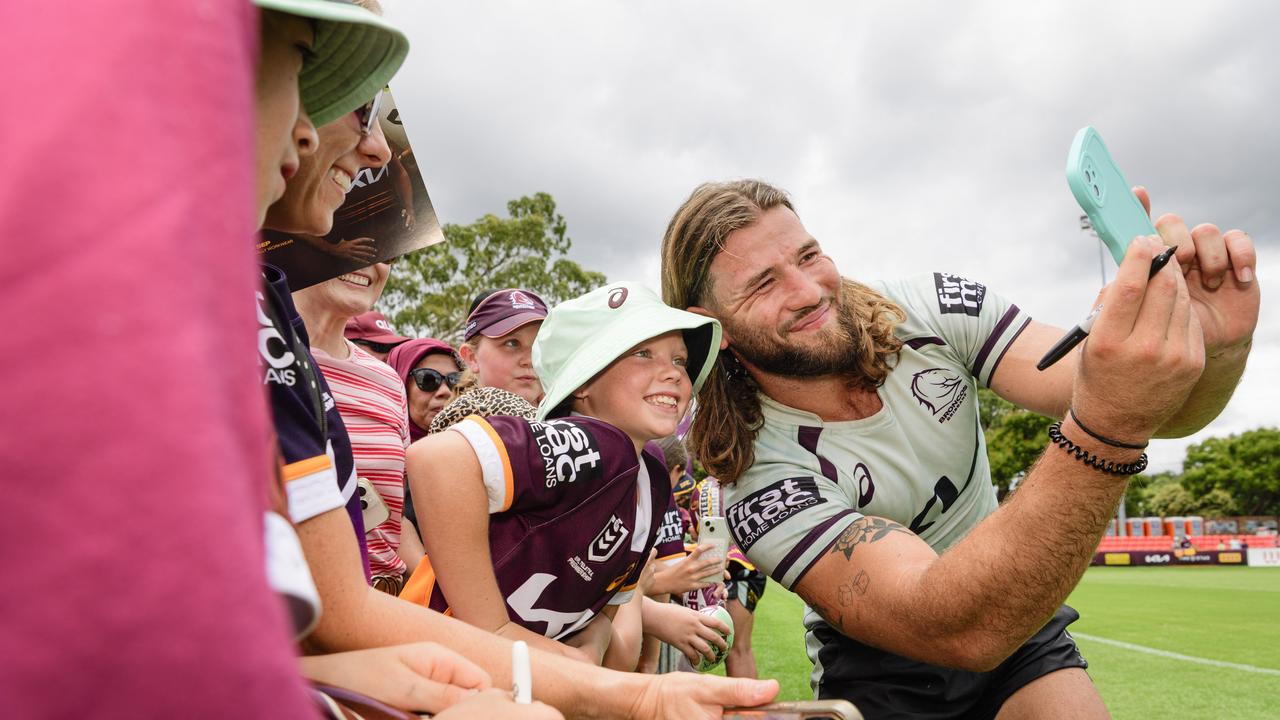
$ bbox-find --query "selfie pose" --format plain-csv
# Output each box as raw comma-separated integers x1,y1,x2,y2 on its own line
661,179,1258,719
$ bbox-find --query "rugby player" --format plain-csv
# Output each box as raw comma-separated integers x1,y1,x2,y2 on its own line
660,179,1258,719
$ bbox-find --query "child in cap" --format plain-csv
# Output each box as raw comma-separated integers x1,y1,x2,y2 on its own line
402,282,720,665
456,288,549,405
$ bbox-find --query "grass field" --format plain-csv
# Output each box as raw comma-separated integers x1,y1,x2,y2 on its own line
744,567,1280,718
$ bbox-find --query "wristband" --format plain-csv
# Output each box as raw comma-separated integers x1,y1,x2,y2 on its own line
1048,421,1148,476
1068,407,1149,450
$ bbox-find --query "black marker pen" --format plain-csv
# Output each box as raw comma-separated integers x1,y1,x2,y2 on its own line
1036,246,1178,372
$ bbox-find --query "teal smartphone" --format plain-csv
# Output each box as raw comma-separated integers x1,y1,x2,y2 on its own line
1065,126,1157,265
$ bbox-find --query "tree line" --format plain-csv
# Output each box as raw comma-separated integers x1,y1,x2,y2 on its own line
978,387,1279,517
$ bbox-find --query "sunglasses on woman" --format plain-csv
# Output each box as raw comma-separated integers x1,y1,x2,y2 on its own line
409,367,461,393
354,88,386,136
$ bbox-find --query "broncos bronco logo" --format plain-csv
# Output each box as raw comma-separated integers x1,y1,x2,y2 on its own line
911,368,968,423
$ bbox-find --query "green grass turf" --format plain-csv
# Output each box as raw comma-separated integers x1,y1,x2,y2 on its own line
1068,566,1280,719
743,568,1280,717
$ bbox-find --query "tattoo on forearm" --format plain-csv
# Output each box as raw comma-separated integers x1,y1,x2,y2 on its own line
828,517,912,561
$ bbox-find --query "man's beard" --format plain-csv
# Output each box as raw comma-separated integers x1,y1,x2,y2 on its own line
726,292,863,378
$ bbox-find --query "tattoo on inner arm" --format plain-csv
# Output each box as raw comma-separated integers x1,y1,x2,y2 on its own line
828,517,912,561
836,570,870,609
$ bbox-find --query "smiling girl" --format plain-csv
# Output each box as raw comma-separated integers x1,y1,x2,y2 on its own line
401,282,721,662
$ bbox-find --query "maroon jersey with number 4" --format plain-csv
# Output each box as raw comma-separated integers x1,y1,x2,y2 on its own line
404,415,683,639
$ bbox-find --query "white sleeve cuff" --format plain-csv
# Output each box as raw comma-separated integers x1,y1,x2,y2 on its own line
449,418,509,513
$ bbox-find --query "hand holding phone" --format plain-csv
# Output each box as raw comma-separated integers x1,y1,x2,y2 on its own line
697,515,730,586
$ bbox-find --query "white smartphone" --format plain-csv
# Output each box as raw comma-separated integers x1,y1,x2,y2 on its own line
697,515,731,585
356,477,390,530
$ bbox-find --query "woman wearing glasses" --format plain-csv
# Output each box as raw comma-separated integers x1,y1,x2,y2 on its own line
264,87,390,238
279,81,417,592
388,338,465,562
389,339,466,441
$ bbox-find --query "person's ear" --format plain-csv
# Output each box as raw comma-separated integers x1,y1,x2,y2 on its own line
458,343,480,371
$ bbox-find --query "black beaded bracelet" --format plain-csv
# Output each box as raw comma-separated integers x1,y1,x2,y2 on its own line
1048,421,1148,476
1068,407,1149,450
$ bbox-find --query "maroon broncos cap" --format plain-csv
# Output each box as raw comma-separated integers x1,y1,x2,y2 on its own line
344,311,411,346
463,289,548,341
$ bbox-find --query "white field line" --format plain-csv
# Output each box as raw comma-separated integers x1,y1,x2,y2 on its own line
1072,632,1280,677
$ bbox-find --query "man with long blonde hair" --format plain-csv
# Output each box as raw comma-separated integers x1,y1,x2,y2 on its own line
661,179,1257,718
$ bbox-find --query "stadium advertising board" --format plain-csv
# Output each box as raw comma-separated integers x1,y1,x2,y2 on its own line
1092,550,1247,567
1246,547,1280,567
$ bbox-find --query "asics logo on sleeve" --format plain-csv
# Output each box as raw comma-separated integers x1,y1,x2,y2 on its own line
727,476,824,551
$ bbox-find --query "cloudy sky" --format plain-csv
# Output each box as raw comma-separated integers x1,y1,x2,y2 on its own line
383,0,1277,472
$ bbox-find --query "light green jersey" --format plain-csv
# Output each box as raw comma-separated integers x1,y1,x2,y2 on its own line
723,273,1032,591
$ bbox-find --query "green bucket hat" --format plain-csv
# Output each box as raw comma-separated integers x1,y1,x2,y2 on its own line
255,0,410,126
533,282,722,421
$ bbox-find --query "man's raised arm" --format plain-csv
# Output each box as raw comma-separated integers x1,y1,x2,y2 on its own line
795,236,1205,671
986,202,1257,437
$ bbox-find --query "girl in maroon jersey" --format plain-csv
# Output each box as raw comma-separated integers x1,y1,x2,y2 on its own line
404,282,734,668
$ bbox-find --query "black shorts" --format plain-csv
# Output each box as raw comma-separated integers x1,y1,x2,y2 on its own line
814,605,1088,720
726,564,767,612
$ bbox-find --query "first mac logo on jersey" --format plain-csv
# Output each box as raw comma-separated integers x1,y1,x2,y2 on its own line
727,477,825,551
529,420,602,488
934,273,985,317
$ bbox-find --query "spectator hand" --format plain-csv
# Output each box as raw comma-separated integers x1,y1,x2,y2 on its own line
645,601,730,666
626,673,778,720
650,544,723,595
1136,187,1259,357
299,642,490,714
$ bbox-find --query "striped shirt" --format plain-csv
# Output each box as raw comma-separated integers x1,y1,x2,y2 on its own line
314,341,411,579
